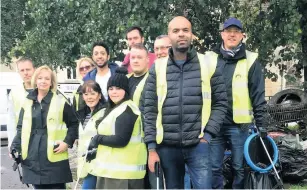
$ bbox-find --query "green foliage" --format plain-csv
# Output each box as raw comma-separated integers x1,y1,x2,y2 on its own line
1,0,306,84
1,0,27,64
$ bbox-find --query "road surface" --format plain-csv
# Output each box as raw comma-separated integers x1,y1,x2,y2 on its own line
1,146,31,189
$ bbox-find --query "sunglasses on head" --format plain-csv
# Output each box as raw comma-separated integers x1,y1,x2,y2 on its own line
79,65,92,71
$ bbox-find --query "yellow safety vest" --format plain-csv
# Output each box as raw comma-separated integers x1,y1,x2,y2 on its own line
77,109,105,178
127,73,149,107
232,50,258,123
21,93,69,162
10,86,28,125
154,52,217,144
89,100,147,179
73,91,80,111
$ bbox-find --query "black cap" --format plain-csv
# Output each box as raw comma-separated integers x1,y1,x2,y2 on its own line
107,67,129,94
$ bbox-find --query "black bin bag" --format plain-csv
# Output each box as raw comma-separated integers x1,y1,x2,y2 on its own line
244,135,283,189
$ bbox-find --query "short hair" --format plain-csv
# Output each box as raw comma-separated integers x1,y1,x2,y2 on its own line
81,80,106,104
126,26,144,38
16,57,35,69
31,65,57,92
92,41,110,55
156,35,169,40
130,43,148,53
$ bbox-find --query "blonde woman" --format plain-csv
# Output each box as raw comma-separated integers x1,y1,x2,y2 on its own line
73,57,95,112
76,57,95,80
10,65,78,189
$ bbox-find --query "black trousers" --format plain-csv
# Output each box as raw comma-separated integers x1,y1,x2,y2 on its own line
33,183,66,189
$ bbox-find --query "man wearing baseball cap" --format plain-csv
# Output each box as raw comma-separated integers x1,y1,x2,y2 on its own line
209,18,267,189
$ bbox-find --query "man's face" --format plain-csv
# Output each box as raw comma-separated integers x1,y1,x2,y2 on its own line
17,60,35,84
92,46,110,68
127,29,144,48
221,26,244,50
154,37,172,58
168,18,192,53
130,48,149,75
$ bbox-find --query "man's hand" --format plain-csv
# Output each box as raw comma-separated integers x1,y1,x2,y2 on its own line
200,138,208,143
54,141,68,154
148,150,160,173
258,127,267,139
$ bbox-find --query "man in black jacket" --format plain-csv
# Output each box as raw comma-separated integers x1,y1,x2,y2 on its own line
144,16,228,189
209,18,267,189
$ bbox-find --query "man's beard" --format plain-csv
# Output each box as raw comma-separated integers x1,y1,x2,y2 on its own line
175,46,189,53
96,61,108,68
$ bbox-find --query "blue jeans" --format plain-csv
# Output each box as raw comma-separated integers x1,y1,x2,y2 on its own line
82,174,97,189
210,126,248,189
184,164,191,189
157,142,212,189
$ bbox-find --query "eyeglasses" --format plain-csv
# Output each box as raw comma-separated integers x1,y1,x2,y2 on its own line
79,65,92,72
154,46,172,52
223,29,242,35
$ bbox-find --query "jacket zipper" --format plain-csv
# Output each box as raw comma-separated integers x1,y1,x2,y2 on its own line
179,65,183,147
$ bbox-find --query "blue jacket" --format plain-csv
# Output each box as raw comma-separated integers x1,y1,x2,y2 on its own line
83,62,119,81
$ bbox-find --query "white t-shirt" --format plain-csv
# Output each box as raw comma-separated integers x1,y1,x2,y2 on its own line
95,70,111,100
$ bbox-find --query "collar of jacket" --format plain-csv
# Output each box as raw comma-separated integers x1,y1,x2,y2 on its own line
83,61,119,81
77,102,105,122
168,46,198,64
27,88,53,104
213,43,247,61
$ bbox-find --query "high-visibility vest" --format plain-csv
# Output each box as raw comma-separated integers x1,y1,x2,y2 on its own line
10,86,28,125
127,73,149,107
77,109,105,178
232,50,258,123
21,93,69,162
89,100,147,179
73,92,80,111
154,52,217,144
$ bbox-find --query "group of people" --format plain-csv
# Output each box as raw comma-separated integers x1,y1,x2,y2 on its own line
7,15,266,189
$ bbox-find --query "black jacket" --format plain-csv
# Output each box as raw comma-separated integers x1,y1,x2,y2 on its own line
213,43,266,128
144,47,228,147
11,89,78,185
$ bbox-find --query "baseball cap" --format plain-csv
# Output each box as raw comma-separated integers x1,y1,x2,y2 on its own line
223,18,243,30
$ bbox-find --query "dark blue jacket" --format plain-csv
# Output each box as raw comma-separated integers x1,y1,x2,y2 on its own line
83,62,119,81
213,43,266,128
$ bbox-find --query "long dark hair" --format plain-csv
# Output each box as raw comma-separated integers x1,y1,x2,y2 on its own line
95,88,130,128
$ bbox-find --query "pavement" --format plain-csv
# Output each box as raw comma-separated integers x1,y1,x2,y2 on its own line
1,146,31,189
1,142,80,189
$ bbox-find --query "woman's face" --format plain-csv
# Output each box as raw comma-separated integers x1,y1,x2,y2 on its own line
36,69,52,91
82,88,101,111
108,86,125,104
79,61,93,78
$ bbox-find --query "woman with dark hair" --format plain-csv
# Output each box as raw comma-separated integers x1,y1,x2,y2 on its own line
86,67,147,189
76,80,106,189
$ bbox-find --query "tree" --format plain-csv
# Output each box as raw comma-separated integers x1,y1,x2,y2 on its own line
1,0,28,64
1,0,306,86
1,0,234,68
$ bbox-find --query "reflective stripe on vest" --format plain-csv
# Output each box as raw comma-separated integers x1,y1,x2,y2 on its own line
127,73,149,107
96,162,146,172
77,109,105,178
90,100,147,179
154,52,217,144
232,50,258,123
21,93,68,162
